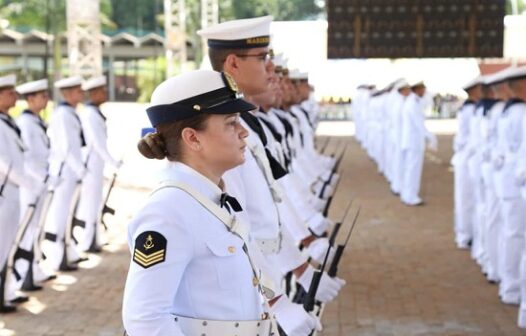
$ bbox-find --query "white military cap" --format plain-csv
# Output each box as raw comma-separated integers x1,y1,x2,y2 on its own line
16,79,48,95
483,67,515,86
394,79,410,90
505,65,526,82
462,76,482,91
197,16,273,49
410,80,425,88
0,74,16,88
82,75,107,91
146,70,256,127
54,75,82,89
289,70,308,81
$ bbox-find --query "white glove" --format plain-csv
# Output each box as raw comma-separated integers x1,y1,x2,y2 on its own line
307,237,335,264
29,179,47,202
75,167,88,181
516,169,526,186
493,154,504,170
308,215,331,237
47,175,62,190
297,265,346,303
270,295,321,336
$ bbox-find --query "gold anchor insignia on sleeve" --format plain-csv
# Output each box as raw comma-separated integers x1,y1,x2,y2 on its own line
144,234,155,250
133,231,167,269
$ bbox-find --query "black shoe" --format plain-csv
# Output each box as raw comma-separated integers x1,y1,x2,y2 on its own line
21,282,43,292
10,295,29,304
39,274,57,282
71,257,89,264
59,263,78,272
0,304,17,313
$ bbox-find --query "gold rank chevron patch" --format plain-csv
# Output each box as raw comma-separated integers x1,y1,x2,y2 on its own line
133,231,167,269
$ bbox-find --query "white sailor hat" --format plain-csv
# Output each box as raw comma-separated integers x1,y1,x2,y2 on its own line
146,70,256,127
483,68,515,86
54,75,82,89
197,15,273,49
16,79,48,95
505,65,526,82
462,76,482,91
273,53,287,73
82,75,107,91
0,74,16,88
394,79,410,90
289,70,308,81
410,80,425,88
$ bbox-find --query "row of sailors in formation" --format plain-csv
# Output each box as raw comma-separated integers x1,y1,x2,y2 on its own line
451,66,526,329
0,74,121,312
123,16,348,336
352,79,438,206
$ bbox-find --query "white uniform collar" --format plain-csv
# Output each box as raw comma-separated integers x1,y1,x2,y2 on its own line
163,162,224,204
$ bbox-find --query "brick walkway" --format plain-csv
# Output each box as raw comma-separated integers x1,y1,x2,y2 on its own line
2,133,526,336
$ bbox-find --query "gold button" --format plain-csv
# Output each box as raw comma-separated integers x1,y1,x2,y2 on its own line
252,276,259,286
228,246,236,253
193,104,201,111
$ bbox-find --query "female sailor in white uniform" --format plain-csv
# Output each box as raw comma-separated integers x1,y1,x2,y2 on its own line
123,70,278,336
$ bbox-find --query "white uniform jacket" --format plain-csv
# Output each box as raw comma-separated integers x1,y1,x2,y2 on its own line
47,102,86,180
17,110,49,184
401,93,432,151
123,163,263,336
495,101,526,199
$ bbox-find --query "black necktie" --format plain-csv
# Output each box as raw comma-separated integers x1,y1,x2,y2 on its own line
220,193,243,213
241,111,288,180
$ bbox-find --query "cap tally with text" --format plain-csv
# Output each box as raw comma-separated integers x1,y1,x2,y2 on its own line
197,15,272,49
146,70,257,127
16,79,48,95
54,76,83,89
82,76,107,91
0,74,16,88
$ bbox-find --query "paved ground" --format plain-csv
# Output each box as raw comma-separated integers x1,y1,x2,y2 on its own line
1,123,526,336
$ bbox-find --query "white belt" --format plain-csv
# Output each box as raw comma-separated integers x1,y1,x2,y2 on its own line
174,315,274,336
255,234,282,255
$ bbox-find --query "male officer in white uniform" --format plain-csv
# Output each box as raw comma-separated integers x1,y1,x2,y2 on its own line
452,77,482,248
510,66,526,328
42,76,87,271
389,80,412,195
75,76,121,253
198,16,344,335
8,79,54,295
400,82,437,206
493,66,526,305
0,74,47,310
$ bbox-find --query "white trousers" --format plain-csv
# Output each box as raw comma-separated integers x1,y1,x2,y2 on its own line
498,197,526,304
483,183,501,281
453,159,474,247
401,148,424,205
75,168,104,251
390,144,404,194
41,177,80,271
0,187,20,269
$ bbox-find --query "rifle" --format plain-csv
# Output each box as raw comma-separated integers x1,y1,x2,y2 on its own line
322,169,344,217
312,206,361,336
318,144,347,200
100,171,118,230
328,206,361,278
319,137,331,155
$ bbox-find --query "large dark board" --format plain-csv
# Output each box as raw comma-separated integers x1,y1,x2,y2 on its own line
327,0,505,58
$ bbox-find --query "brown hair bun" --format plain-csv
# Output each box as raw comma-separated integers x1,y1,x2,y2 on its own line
137,132,168,160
